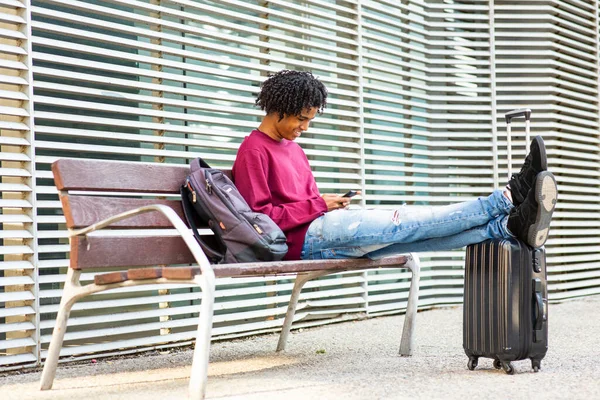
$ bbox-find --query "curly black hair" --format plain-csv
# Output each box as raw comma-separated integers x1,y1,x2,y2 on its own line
255,70,328,121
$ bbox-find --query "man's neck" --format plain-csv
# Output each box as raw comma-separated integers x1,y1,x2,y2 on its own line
257,117,281,141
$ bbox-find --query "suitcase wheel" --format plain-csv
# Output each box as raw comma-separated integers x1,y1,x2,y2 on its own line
493,359,502,370
531,359,541,372
501,361,515,375
467,357,478,371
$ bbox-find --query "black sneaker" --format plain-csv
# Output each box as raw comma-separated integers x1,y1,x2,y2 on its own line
507,171,557,248
508,135,547,207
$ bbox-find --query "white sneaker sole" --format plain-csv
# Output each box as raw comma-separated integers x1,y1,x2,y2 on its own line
527,171,557,248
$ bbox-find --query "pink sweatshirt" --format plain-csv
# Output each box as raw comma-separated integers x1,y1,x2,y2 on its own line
232,130,327,260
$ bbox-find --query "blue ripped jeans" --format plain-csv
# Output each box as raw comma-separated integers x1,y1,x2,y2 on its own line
300,190,515,260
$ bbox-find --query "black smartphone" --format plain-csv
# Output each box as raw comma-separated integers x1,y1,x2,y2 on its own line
342,190,357,198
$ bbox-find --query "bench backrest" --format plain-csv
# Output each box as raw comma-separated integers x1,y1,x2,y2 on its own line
52,158,231,270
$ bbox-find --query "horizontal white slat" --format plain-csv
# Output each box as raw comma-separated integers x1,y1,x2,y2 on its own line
549,287,600,301
0,337,36,350
0,290,34,302
0,43,26,56
0,9,24,23
0,353,37,367
0,152,30,162
0,0,26,8
34,216,64,224
0,104,29,117
0,245,33,255
0,167,31,177
34,200,61,209
0,184,31,193
0,321,35,334
0,306,35,319
0,88,28,101
0,27,26,41
549,269,600,282
0,74,27,85
37,260,68,272
550,278,600,293
0,120,29,131
0,275,34,286
0,261,34,271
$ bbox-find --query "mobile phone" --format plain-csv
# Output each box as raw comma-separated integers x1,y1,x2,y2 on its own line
342,190,357,198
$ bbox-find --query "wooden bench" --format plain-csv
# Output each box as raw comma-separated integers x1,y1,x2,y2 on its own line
40,158,421,400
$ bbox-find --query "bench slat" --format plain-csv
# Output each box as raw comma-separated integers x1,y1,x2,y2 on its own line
62,196,190,229
212,255,408,277
52,159,189,193
94,271,128,285
71,236,197,269
52,159,233,193
92,255,408,285
127,268,163,280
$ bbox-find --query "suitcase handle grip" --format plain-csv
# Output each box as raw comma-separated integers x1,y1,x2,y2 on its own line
505,108,531,124
534,292,544,330
533,278,546,331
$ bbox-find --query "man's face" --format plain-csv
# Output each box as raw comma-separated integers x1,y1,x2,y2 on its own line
273,107,318,141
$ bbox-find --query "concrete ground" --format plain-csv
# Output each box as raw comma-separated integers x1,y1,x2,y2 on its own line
1,295,599,400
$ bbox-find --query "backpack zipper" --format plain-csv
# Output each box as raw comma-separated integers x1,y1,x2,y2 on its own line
186,179,197,203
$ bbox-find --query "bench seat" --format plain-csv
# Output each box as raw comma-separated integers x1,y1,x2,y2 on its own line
95,256,409,284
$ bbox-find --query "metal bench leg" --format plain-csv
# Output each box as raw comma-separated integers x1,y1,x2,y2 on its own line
188,275,216,400
40,268,83,390
276,270,329,352
399,253,421,356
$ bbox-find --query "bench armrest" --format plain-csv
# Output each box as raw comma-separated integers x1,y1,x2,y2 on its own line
69,204,215,282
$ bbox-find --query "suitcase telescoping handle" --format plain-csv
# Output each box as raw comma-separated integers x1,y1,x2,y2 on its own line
504,108,532,179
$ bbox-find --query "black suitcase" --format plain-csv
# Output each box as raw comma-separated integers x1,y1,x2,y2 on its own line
463,237,548,374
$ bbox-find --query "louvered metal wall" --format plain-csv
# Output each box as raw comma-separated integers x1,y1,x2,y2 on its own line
0,0,599,371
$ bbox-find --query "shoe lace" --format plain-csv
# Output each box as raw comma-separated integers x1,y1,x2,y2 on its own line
517,153,532,177
510,153,533,189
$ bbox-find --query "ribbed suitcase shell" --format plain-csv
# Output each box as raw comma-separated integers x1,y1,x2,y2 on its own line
463,238,548,374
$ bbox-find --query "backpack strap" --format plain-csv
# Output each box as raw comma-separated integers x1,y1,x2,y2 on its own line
197,157,211,169
180,184,225,264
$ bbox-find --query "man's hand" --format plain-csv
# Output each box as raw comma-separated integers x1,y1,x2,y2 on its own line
321,191,361,212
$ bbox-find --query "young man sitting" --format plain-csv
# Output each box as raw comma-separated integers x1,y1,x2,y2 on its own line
232,70,557,261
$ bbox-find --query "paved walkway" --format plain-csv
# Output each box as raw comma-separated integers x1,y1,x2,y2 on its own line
2,295,600,400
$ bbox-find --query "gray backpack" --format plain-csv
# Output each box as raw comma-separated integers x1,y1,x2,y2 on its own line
181,157,288,264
